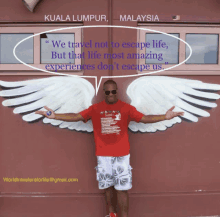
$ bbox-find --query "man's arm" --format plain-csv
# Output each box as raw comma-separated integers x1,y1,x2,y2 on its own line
140,114,166,124
35,106,85,122
139,106,184,124
54,113,85,122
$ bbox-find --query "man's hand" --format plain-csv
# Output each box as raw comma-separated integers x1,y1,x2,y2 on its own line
35,106,55,119
165,106,184,120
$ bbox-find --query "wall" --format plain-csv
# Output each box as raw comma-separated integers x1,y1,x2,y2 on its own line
1,0,220,216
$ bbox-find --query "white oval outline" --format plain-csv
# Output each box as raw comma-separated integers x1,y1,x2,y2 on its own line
13,25,192,94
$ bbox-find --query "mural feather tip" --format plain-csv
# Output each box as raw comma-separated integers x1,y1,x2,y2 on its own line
2,101,7,106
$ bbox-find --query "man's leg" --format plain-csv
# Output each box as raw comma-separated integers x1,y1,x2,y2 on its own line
116,190,129,217
105,186,117,214
111,154,132,217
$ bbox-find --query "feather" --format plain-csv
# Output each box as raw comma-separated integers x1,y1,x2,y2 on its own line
127,76,220,132
0,76,95,132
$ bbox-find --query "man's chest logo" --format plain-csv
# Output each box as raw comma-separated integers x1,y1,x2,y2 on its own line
100,110,121,135
115,113,121,120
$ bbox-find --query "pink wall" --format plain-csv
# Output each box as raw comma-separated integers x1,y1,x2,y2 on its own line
1,0,220,216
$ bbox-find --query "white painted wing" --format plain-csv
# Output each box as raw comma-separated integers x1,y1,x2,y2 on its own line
0,76,95,132
127,76,220,133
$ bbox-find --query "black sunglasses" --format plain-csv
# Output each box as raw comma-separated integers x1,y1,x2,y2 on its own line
105,90,117,95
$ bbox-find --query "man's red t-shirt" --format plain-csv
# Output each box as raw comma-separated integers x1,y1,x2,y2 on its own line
79,100,144,157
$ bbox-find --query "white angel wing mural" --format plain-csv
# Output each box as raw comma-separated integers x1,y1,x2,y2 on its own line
0,76,95,132
127,76,220,132
0,75,220,134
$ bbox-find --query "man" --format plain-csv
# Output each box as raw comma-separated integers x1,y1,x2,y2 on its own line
35,80,184,217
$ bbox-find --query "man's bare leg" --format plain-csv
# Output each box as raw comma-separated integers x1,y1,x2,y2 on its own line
105,186,116,214
116,190,129,217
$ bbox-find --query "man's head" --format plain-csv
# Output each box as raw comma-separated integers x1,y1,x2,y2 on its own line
103,80,118,104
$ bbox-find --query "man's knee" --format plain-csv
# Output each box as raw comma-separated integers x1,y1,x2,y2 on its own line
105,186,115,192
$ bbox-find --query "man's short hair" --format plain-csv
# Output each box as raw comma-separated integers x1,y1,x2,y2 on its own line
103,80,117,90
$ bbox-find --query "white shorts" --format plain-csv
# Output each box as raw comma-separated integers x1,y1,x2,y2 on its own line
94,154,133,190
